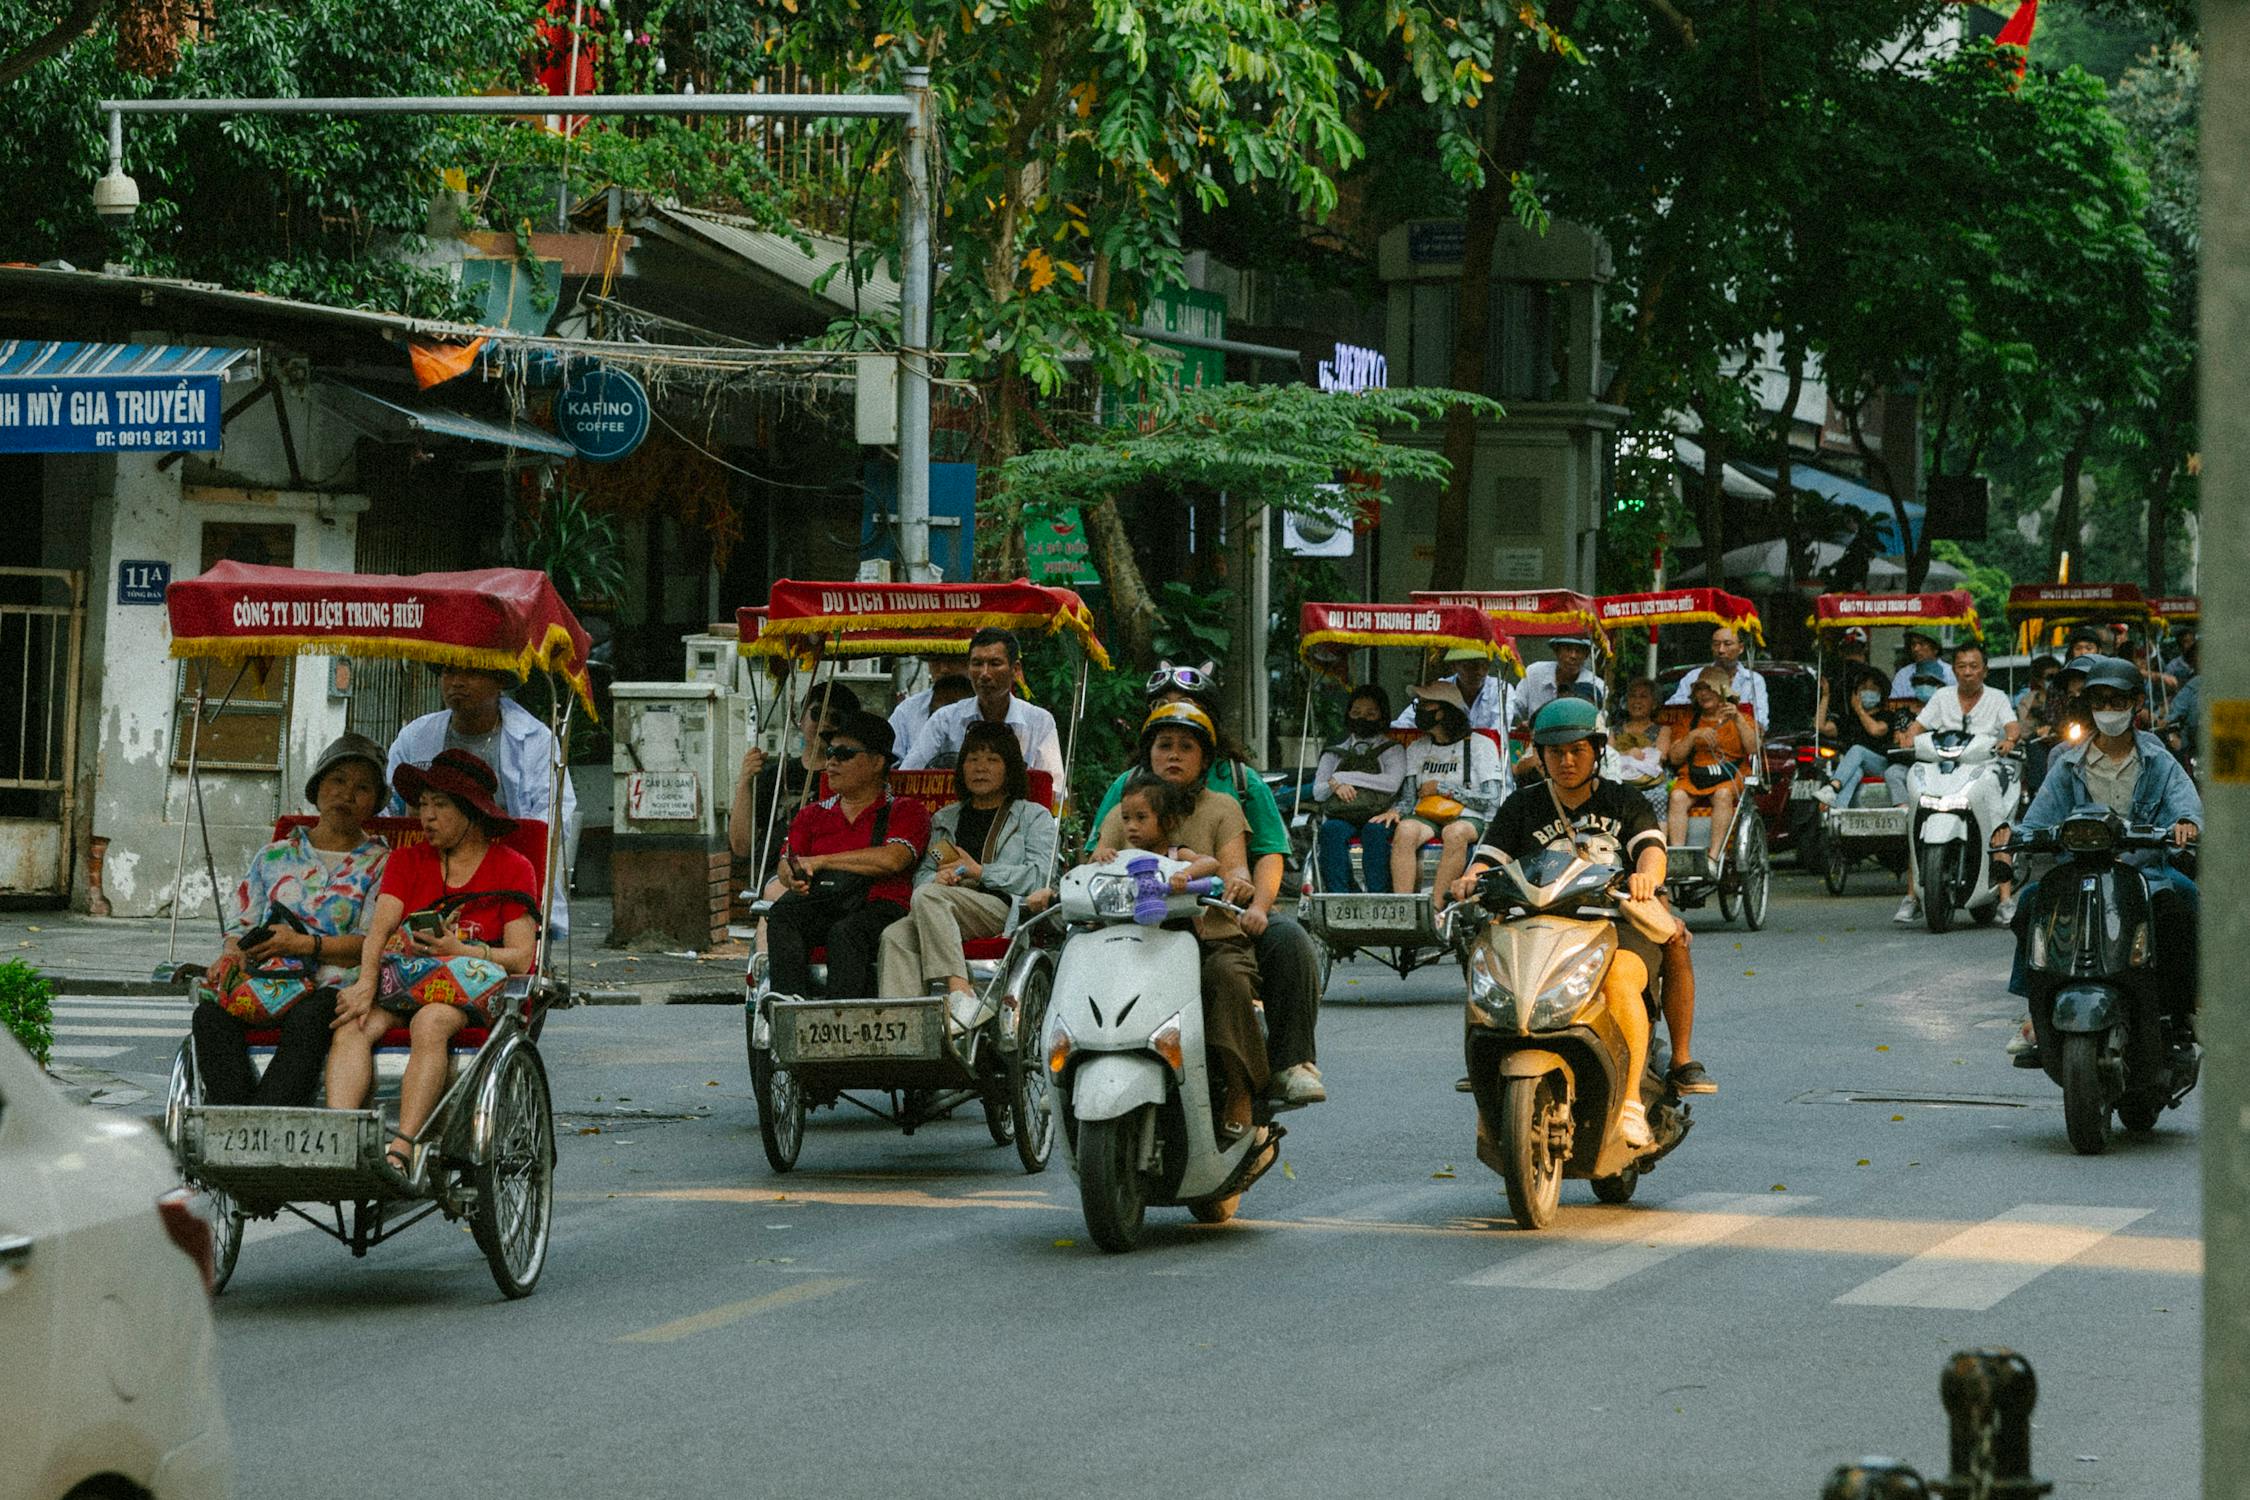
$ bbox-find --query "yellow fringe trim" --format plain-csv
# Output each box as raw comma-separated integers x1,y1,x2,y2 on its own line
758,607,1112,671
171,625,600,721
1598,609,1765,644
1808,611,1979,633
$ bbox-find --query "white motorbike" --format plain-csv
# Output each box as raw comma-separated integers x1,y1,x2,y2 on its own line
1908,729,2020,933
1043,853,1289,1252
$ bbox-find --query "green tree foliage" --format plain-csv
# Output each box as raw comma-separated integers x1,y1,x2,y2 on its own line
0,0,547,316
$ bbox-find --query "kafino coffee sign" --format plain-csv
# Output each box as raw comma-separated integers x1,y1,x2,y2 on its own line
555,366,650,462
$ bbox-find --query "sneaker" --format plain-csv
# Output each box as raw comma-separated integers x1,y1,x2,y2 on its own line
1811,780,1839,807
1893,895,1921,925
1619,1099,1653,1149
2007,1018,2044,1068
946,988,994,1033
1995,893,2018,925
1271,1062,1327,1105
1667,1060,1717,1095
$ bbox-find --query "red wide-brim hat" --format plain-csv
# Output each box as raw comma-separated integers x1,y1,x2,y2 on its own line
392,748,518,836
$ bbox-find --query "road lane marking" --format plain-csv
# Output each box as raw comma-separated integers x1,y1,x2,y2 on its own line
1833,1203,2151,1310
54,994,192,1006
625,1186,1059,1212
1458,1192,1816,1290
616,1277,859,1343
47,1023,189,1037
50,1044,130,1059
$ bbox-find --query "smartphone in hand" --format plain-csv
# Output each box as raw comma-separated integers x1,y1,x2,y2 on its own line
783,852,809,885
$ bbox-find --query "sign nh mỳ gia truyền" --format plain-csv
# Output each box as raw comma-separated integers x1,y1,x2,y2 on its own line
0,376,223,454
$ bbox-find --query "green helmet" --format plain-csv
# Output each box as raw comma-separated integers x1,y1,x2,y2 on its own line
1531,696,1604,746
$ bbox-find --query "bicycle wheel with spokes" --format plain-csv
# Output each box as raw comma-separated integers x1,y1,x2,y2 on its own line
471,1044,556,1299
1009,965,1056,1173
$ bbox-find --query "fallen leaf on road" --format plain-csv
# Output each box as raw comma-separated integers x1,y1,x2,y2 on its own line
1770,1184,1786,1192
1856,1159,1870,1166
1281,1161,1295,1180
1432,1165,1456,1179
1743,970,1756,977
1053,1239,1077,1248
577,1126,602,1135
1891,1114,1905,1122
25,925,38,932
2076,1456,2099,1464
1876,1045,1890,1052
1732,942,1742,951
773,1194,787,1201
707,1080,720,1086
1907,1160,1921,1167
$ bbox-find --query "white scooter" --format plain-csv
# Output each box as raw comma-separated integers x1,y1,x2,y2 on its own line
1043,853,1288,1252
1909,729,2019,933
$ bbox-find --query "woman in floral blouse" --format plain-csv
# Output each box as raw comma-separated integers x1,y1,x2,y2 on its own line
188,734,392,1106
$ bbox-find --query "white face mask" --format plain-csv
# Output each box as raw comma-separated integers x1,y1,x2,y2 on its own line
2092,709,2134,737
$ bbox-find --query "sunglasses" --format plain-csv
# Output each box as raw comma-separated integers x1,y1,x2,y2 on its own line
821,742,871,764
1146,664,1216,696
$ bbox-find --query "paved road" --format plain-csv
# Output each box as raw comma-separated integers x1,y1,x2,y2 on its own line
196,873,2198,1499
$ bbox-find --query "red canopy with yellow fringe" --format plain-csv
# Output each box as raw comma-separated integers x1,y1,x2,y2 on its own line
1411,588,1609,652
736,604,975,664
754,579,1110,670
1809,591,1979,637
1297,601,1516,681
166,561,597,718
1596,588,1764,644
2152,595,2199,626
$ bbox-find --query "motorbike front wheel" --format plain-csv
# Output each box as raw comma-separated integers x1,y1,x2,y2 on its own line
1920,843,1957,934
1499,1073,1568,1231
2060,1032,2113,1155
1077,1110,1149,1252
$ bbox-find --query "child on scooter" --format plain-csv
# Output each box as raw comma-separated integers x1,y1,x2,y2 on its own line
1113,771,1223,897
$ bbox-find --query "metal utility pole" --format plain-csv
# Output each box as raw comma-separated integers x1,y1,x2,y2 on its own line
98,85,939,582
2203,7,2250,1495
896,67,936,583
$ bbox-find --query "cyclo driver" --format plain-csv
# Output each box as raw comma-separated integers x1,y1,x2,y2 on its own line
1450,699,1709,1146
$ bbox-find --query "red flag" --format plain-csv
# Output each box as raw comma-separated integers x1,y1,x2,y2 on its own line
1995,0,2038,77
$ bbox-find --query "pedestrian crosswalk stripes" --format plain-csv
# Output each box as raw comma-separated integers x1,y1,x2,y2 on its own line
44,1022,188,1037
1456,1191,1814,1290
1831,1203,2152,1310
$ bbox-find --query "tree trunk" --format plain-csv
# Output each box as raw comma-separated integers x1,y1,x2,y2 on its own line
1771,344,1806,597
2146,459,2176,595
1427,1,1581,591
1696,422,1729,587
1082,494,1158,666
2051,412,2095,580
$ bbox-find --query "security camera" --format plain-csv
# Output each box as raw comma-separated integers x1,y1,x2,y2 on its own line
92,168,139,223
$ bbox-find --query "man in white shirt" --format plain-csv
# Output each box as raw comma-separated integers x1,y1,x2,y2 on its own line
1392,647,1507,734
1665,625,1769,733
1888,631,1955,699
887,649,971,752
1511,633,1604,728
901,627,1066,782
387,666,578,935
1889,640,2019,925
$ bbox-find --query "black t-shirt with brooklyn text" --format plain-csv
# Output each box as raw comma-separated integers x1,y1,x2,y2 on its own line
1476,778,1667,870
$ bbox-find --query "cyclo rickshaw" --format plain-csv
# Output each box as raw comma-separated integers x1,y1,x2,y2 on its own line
2008,582,2164,723
1806,591,1980,897
1411,588,1610,771
160,562,585,1297
1289,600,1515,983
1596,588,1773,930
739,578,1107,1175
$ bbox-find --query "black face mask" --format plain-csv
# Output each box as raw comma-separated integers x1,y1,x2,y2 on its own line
1347,716,1384,735
1411,705,1436,731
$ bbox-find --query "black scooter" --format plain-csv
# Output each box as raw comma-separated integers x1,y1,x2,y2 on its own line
2015,809,2200,1155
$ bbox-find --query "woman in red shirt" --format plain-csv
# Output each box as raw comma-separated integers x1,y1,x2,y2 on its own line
327,748,540,1175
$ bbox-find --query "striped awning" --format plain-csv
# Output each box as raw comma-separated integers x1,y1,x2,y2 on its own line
0,340,258,381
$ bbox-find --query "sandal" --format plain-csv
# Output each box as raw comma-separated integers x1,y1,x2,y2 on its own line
1667,1060,1717,1095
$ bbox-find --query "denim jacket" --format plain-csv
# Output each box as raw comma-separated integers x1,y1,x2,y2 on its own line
2016,729,2202,866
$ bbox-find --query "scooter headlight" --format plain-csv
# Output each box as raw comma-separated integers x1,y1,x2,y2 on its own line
2128,922,2151,968
1529,937,1615,1030
1467,944,1516,1019
1086,875,1137,919
1922,793,1971,813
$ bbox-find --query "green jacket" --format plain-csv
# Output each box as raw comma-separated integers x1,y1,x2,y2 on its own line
1084,758,1289,861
